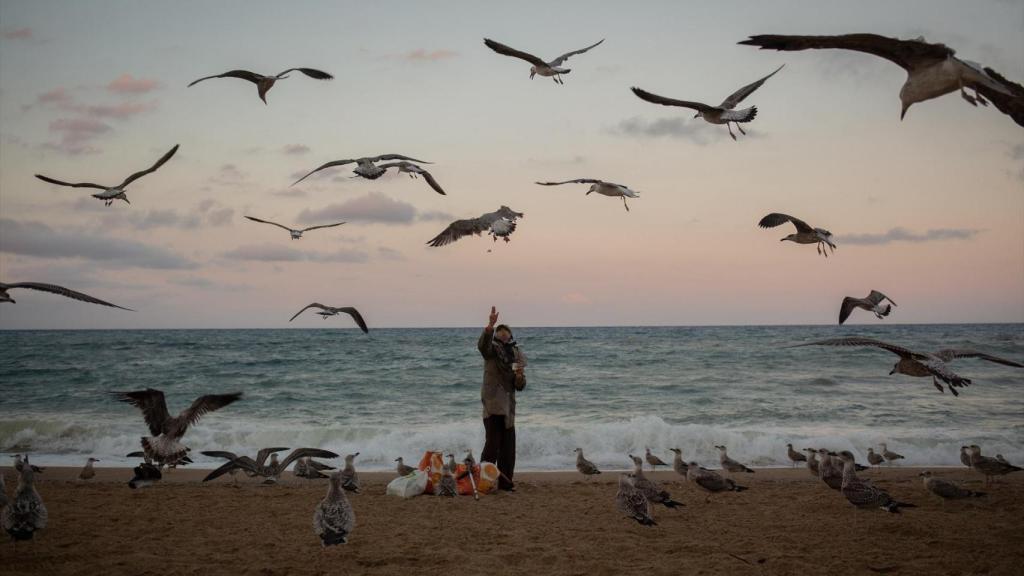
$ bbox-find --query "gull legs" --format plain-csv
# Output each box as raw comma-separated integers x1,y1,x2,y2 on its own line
621,196,630,212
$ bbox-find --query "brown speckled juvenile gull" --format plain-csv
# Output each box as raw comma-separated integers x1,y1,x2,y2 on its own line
574,448,601,479
716,445,755,474
436,459,457,498
687,461,748,494
839,291,897,325
1,456,47,541
313,470,355,546
836,451,914,513
616,474,656,526
968,445,1023,484
628,456,683,509
758,213,836,257
919,471,985,500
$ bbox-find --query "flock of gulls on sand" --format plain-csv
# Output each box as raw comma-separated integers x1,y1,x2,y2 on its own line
3,30,1024,546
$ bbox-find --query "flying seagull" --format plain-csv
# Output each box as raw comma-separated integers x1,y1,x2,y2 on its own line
188,68,333,104
483,38,604,84
112,388,242,463
374,161,447,195
288,303,368,333
291,154,431,186
427,206,524,247
839,290,896,325
631,65,783,140
535,179,639,211
0,282,131,310
788,337,1024,395
758,213,836,257
738,34,1024,126
35,144,179,206
244,216,346,240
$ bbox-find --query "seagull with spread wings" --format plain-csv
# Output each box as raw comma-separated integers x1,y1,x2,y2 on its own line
427,206,524,247
291,154,433,186
535,179,639,211
839,290,897,325
112,388,242,463
244,216,345,240
484,38,604,84
289,304,368,333
373,161,447,195
188,68,333,104
35,145,179,206
758,212,836,257
788,337,1024,396
631,65,783,140
202,448,339,484
738,34,1024,126
0,281,131,310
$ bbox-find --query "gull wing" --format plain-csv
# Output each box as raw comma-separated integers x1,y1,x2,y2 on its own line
256,447,290,467
377,162,447,195
289,303,331,322
337,307,369,333
932,350,1024,367
838,297,861,325
202,455,259,482
758,213,813,233
483,38,548,68
788,337,922,359
548,38,605,67
245,216,296,233
3,282,131,310
188,69,263,87
200,451,240,461
630,87,716,113
277,448,339,473
426,216,495,247
275,67,334,80
535,179,602,186
119,144,180,188
370,154,431,164
292,159,357,186
112,389,171,436
34,174,108,190
866,290,895,306
720,64,784,109
177,392,243,430
299,221,346,233
977,67,1024,128
737,34,953,72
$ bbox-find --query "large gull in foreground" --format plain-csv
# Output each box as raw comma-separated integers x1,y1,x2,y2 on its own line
1,281,131,310
427,206,524,247
189,68,333,104
1,456,47,541
313,470,355,546
35,145,179,206
484,38,604,84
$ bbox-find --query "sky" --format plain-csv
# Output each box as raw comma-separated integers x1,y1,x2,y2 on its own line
0,0,1022,329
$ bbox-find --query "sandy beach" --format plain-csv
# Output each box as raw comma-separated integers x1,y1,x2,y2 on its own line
1,466,1022,576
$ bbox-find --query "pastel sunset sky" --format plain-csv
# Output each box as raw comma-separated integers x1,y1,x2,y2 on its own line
1,0,1021,329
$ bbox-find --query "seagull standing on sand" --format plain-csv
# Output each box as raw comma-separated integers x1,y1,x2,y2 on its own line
189,68,333,104
631,65,784,140
113,388,242,465
716,446,755,474
687,461,748,497
839,291,897,325
427,206,524,247
340,453,361,493
1,282,131,310
880,443,905,465
968,445,1023,484
668,448,689,479
628,456,683,509
1,456,47,541
291,154,435,187
737,34,1024,126
289,304,368,333
836,451,915,513
483,38,604,84
78,458,99,480
395,458,416,477
574,448,601,479
804,449,820,476
35,144,179,206
244,216,345,240
437,459,458,497
313,470,355,547
616,474,656,526
867,448,885,467
817,449,843,490
758,213,836,257
787,444,807,467
919,471,986,501
645,448,668,472
535,179,640,212
788,337,1024,396
960,446,972,468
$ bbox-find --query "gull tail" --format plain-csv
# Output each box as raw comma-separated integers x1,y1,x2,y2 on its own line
634,516,657,526
320,530,349,546
732,484,749,492
662,497,685,509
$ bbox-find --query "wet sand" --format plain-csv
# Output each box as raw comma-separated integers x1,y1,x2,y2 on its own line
1,466,1022,575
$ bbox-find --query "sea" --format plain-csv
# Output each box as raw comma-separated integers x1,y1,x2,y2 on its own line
1,324,1022,471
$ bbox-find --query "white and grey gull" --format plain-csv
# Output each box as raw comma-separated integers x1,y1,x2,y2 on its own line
35,144,179,206
189,67,333,104
483,37,604,84
289,303,368,333
839,291,896,325
291,154,444,194
759,213,836,257
427,206,524,247
535,179,639,212
244,216,345,240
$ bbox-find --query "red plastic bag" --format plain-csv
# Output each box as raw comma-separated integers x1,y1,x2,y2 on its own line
418,451,444,495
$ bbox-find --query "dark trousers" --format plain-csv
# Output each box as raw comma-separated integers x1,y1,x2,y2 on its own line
481,415,516,489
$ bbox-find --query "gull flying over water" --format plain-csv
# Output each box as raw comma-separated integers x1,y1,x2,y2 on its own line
535,179,639,211
245,216,345,240
483,38,604,84
788,337,1024,396
738,34,1024,126
188,68,333,104
839,290,896,325
0,282,131,310
427,206,524,247
289,303,368,333
758,213,836,257
112,388,242,464
35,144,179,206
313,470,355,546
291,154,434,187
631,65,783,140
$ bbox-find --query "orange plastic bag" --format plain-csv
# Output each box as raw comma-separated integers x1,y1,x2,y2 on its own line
418,451,445,495
455,463,481,496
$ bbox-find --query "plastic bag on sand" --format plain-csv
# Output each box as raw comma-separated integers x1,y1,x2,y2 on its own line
455,461,499,495
386,469,428,498
418,451,445,495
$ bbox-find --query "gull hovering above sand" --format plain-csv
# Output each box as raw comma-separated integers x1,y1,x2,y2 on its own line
631,65,783,140
759,213,836,257
839,290,896,325
35,144,179,206
483,37,604,84
289,303,368,333
535,179,639,212
788,337,1024,396
291,154,432,186
313,470,355,546
244,216,345,240
188,68,333,104
0,282,131,310
112,388,242,464
427,206,524,247
738,34,1024,126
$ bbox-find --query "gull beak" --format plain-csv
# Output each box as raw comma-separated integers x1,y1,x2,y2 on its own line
692,113,700,119
900,102,910,121
889,368,897,375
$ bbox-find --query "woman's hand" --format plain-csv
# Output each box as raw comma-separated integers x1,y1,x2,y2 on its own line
487,306,499,329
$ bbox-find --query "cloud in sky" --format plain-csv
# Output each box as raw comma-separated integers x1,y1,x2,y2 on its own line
106,73,162,94
0,218,198,269
282,144,311,155
2,27,32,40
839,227,982,245
96,200,234,231
610,116,718,144
84,100,158,119
297,192,418,225
222,243,368,263
402,48,458,62
46,117,111,154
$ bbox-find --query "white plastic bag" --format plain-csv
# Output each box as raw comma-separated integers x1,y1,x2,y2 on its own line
386,469,428,499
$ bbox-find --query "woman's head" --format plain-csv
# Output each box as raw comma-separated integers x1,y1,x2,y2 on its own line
494,324,513,342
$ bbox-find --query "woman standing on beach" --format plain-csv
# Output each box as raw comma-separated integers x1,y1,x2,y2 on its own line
478,306,527,492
